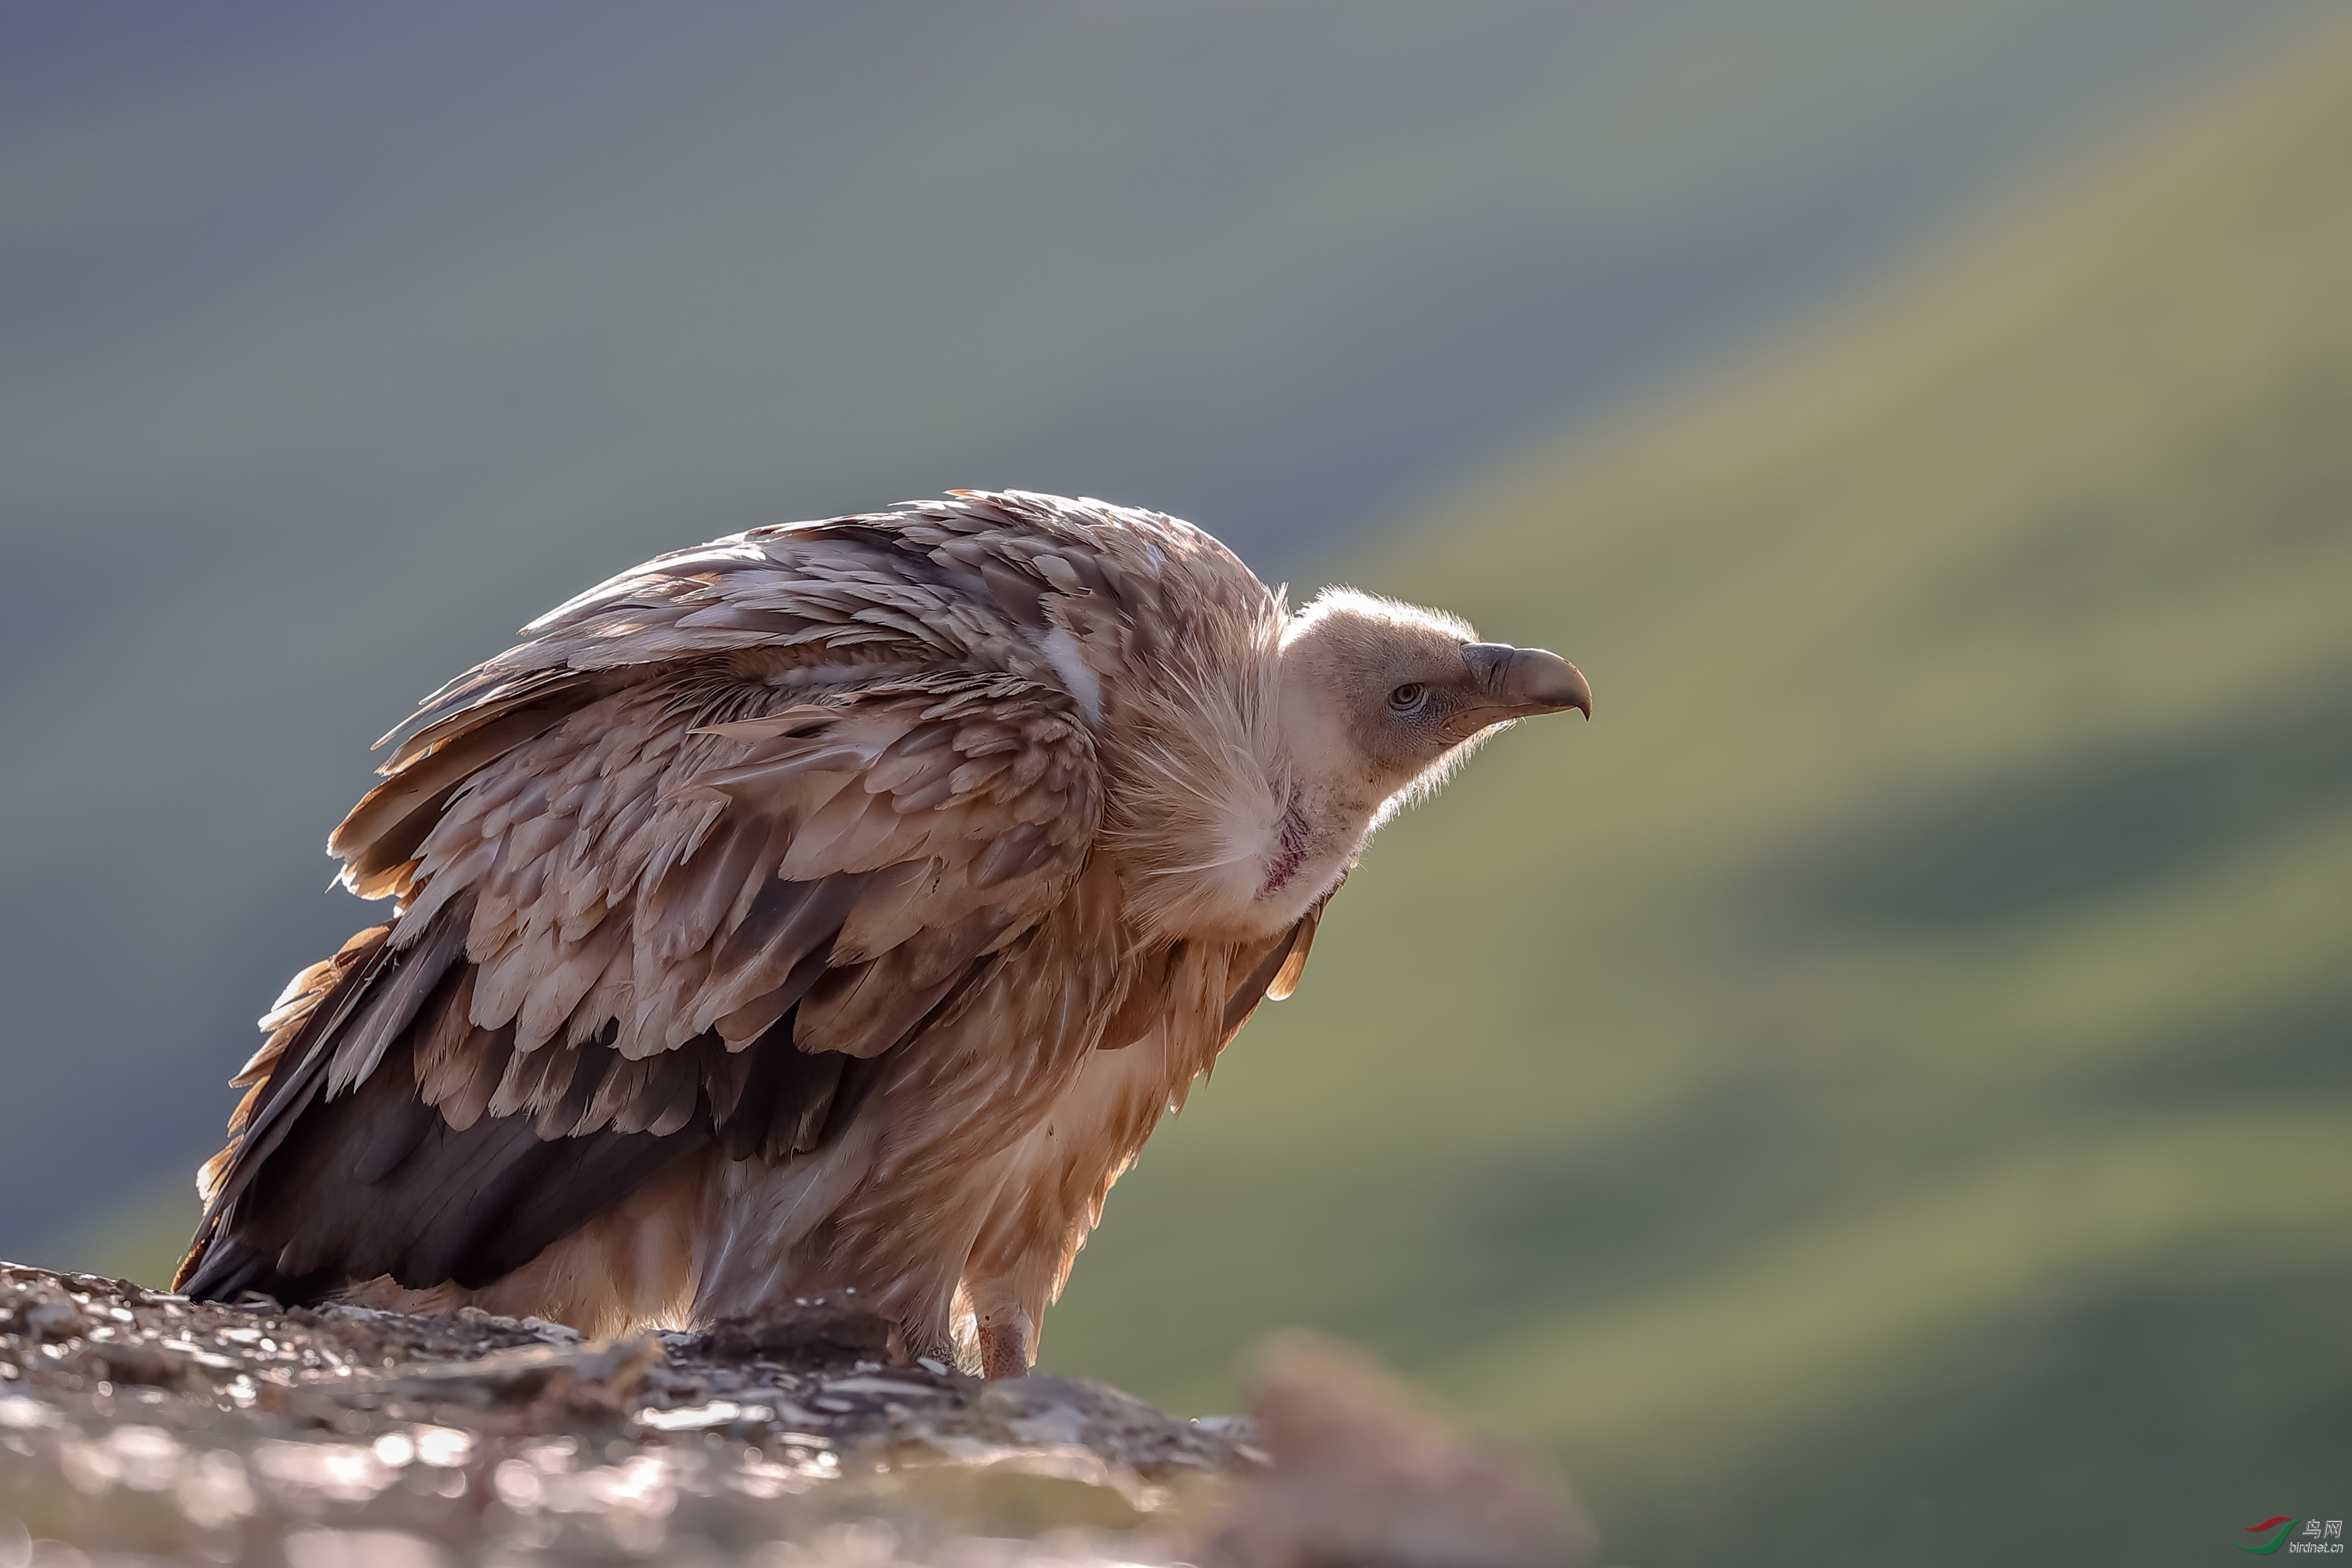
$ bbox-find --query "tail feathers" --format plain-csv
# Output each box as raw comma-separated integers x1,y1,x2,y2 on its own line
175,1234,324,1307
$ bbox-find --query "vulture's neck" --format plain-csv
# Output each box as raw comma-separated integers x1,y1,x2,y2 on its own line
1109,659,1380,944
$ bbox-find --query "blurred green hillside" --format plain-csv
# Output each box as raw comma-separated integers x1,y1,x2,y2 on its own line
1040,18,2352,1567
20,0,2328,1255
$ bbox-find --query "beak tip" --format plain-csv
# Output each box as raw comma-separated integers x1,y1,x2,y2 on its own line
1544,656,1593,720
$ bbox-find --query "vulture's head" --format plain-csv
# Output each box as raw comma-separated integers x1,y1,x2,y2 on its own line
1117,586,1588,942
1276,588,1591,818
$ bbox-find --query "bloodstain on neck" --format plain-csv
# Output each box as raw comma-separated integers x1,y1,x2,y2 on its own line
1258,807,1310,900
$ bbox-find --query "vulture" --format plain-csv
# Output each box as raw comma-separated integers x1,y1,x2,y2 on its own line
176,492,1589,1377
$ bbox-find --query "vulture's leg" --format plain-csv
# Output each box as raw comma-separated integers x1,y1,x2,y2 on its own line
978,1309,1034,1380
967,1275,1036,1378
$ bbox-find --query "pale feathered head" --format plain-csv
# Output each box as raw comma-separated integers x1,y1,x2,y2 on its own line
1112,585,1589,941
1276,587,1590,818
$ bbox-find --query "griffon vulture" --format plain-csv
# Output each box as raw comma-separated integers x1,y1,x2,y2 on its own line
177,492,1590,1377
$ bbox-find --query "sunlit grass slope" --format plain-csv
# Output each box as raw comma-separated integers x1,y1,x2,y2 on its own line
1043,19,2352,1566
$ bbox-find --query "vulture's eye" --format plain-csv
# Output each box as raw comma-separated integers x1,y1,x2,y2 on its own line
1386,683,1428,715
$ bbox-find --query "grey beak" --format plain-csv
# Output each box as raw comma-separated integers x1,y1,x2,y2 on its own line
1464,642,1593,719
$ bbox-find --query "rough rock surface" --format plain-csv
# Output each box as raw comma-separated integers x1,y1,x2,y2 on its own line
0,1261,1588,1567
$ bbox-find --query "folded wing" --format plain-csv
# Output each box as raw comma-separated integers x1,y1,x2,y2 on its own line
180,539,1101,1303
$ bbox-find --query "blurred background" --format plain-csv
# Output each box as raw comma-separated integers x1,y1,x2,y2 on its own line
5,3,2349,1562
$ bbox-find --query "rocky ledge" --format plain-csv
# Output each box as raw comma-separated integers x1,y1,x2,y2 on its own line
0,1261,1588,1567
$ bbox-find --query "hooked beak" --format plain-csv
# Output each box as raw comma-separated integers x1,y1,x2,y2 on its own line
1463,642,1593,720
